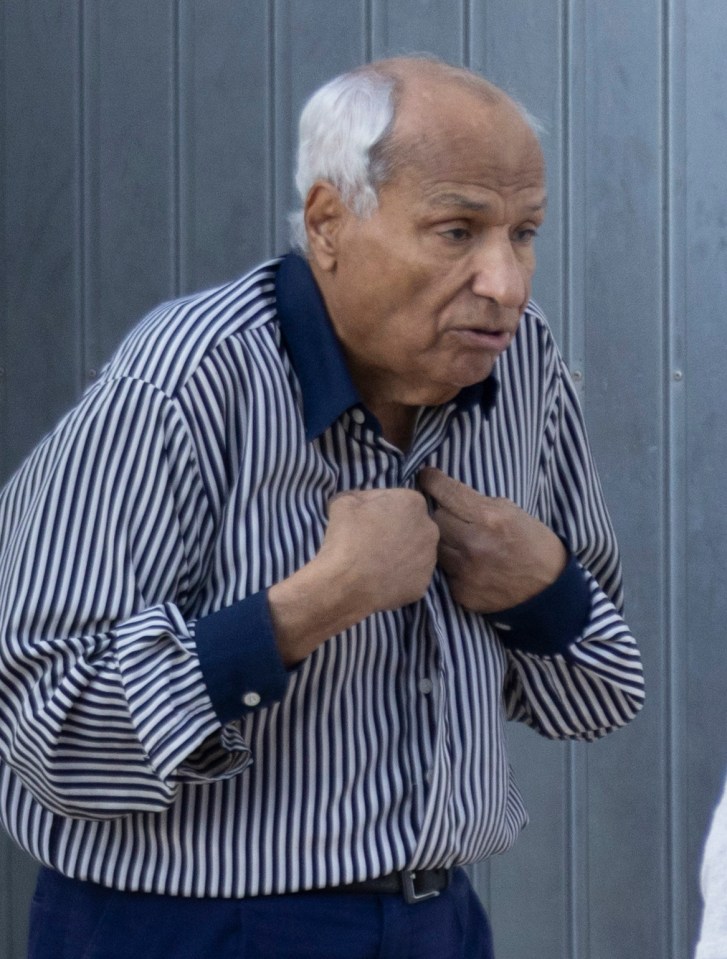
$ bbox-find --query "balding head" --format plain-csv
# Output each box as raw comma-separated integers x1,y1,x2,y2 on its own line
289,56,541,252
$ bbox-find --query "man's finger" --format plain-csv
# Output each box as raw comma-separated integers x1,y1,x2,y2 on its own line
418,467,483,522
430,504,475,542
436,538,466,572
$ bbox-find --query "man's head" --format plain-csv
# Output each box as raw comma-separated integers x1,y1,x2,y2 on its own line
292,57,547,427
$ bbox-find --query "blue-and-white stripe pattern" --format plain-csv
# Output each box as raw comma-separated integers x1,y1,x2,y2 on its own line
0,256,644,896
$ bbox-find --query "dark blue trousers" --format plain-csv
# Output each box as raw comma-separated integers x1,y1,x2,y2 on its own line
28,865,494,958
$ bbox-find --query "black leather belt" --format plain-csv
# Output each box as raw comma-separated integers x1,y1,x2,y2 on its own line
332,868,451,904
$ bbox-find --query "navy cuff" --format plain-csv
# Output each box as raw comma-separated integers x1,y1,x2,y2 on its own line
196,589,290,724
487,555,590,657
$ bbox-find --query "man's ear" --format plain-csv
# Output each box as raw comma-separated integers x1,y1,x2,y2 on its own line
304,181,347,272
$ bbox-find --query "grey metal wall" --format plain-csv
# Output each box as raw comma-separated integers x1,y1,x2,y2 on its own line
1,2,725,957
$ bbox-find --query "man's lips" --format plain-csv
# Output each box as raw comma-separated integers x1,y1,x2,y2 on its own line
448,327,513,350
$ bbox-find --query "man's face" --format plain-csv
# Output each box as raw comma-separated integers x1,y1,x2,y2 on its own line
310,84,547,418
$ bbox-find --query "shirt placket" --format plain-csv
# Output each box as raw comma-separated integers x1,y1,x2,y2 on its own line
347,403,465,868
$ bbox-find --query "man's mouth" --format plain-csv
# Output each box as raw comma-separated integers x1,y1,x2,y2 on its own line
449,327,512,350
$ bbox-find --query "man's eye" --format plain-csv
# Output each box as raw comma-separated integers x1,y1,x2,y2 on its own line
440,227,471,242
514,227,539,244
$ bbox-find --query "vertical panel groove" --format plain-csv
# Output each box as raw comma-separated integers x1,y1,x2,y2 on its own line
661,3,674,955
364,0,373,61
563,3,588,957
78,0,88,387
172,0,182,296
478,0,487,73
462,0,471,66
268,0,277,254
560,0,571,363
563,0,585,404
0,0,6,456
664,0,688,954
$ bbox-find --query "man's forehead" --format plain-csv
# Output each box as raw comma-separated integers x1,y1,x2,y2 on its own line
421,190,547,214
388,149,547,217
391,88,544,186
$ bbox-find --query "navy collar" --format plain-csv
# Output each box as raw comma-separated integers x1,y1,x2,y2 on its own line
275,252,360,440
274,251,499,441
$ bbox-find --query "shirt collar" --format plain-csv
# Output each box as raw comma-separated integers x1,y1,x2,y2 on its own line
275,252,360,441
275,251,499,441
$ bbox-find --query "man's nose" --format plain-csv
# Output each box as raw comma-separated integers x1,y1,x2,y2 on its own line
470,240,528,309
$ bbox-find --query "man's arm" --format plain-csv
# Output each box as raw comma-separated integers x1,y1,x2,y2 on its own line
0,376,242,819
418,361,645,741
0,375,440,820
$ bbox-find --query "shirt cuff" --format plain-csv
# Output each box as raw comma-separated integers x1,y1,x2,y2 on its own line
487,554,590,657
196,589,290,724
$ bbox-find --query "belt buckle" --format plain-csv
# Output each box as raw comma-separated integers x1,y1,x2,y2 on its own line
402,870,440,905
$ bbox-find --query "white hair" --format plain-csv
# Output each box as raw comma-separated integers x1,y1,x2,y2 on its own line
288,67,397,252
288,58,543,253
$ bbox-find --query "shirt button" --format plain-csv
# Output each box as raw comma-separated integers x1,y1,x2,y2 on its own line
242,691,261,708
419,678,433,695
351,408,366,425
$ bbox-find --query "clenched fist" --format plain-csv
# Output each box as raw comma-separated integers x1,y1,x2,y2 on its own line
269,488,438,665
418,467,566,614
319,488,439,614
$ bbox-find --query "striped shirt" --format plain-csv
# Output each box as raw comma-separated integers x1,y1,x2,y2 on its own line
0,252,644,897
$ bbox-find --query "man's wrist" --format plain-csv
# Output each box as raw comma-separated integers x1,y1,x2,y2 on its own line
268,553,369,667
488,555,591,656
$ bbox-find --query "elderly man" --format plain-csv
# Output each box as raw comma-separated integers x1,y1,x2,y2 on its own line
0,57,643,958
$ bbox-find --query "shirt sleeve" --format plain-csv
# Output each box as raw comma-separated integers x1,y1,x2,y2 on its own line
498,354,645,741
0,375,279,820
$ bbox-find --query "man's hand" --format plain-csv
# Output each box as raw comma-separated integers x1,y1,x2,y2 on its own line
269,488,438,665
418,467,567,614
319,489,440,614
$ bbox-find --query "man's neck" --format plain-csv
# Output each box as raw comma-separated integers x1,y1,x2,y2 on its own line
368,402,418,453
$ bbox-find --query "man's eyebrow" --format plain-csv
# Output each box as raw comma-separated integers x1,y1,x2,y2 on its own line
427,193,491,212
426,192,548,214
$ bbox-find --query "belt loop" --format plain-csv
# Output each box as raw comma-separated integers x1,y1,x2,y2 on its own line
402,870,441,904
